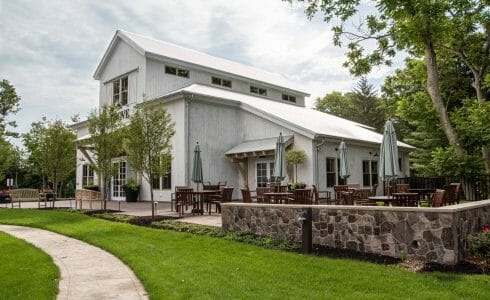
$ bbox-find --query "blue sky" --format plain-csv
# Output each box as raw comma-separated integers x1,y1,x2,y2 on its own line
0,0,403,146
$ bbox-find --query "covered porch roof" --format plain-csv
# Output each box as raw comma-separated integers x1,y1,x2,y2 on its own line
225,135,293,160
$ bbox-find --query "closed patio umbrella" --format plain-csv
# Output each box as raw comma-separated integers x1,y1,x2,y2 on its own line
192,142,203,190
272,133,286,182
339,141,349,183
379,120,399,194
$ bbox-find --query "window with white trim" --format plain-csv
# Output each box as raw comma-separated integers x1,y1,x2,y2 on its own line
112,76,128,106
326,157,336,187
165,66,189,78
211,76,232,88
282,94,296,103
250,85,267,96
362,160,378,186
256,161,275,187
82,164,94,187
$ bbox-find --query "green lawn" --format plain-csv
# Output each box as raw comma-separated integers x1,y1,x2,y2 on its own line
0,231,59,300
0,210,489,299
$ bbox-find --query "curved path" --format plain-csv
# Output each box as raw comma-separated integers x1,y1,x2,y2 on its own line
0,225,148,300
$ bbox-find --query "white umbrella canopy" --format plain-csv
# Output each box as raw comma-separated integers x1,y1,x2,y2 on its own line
339,141,349,182
272,133,286,182
379,120,399,193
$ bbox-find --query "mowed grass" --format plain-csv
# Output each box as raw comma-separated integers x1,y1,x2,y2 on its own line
0,210,489,299
0,231,59,300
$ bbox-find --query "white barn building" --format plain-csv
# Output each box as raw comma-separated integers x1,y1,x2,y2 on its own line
73,30,413,201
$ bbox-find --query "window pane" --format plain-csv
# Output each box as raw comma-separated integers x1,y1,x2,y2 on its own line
250,86,258,93
162,172,171,189
165,66,177,75
282,94,288,101
326,158,336,187
289,96,296,103
177,69,189,78
152,177,160,190
121,77,128,91
222,79,232,88
259,88,267,96
212,77,221,85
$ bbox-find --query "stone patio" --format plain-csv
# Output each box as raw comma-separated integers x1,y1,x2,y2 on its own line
0,200,222,227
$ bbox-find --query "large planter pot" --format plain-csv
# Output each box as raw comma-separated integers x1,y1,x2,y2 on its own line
124,188,139,202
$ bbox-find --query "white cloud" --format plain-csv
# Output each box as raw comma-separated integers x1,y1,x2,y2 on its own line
0,0,403,146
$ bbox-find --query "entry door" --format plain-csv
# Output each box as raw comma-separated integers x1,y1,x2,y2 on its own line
112,160,127,201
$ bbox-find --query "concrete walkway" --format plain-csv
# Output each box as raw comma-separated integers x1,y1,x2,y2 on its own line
0,225,148,300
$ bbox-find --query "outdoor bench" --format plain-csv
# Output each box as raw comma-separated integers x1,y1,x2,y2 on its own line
10,188,44,208
75,189,104,210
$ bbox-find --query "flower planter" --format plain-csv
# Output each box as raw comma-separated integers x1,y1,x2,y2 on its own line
124,188,139,202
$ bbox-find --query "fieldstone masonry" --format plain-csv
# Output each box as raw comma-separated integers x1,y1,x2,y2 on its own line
221,200,490,265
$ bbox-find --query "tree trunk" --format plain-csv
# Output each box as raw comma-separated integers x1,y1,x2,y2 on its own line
150,176,155,220
425,42,465,155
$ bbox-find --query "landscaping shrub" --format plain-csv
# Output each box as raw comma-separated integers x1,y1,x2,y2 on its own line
468,224,490,257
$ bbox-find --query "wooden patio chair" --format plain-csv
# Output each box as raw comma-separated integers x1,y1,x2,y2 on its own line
290,189,313,204
431,189,446,207
352,188,372,205
334,185,349,204
275,185,288,192
171,186,190,211
312,185,332,204
241,188,253,203
392,193,419,207
218,181,227,187
175,188,194,216
450,182,462,204
443,185,457,205
396,184,410,193
340,191,354,205
256,187,270,203
208,187,234,214
347,183,360,189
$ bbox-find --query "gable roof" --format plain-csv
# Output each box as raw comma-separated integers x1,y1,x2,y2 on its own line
94,30,309,95
160,84,414,149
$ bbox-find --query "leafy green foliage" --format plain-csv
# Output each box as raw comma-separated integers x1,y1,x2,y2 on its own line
300,0,490,171
286,149,307,182
316,78,388,131
468,229,490,257
0,139,16,184
0,79,21,138
87,104,125,203
124,102,175,217
430,146,484,177
0,232,59,300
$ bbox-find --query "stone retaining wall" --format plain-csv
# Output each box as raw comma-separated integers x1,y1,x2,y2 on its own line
221,200,490,265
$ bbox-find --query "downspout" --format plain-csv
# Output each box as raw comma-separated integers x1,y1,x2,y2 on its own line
185,95,191,187
314,138,326,187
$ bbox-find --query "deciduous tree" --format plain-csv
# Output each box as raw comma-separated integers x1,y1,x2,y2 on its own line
87,105,125,209
125,102,175,219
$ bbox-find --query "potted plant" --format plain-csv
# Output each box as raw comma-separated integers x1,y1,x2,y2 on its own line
123,177,140,202
83,184,99,191
288,181,306,191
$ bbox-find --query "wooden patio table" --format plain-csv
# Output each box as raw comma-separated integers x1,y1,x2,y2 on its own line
368,195,393,206
192,190,220,215
264,192,294,204
408,188,435,203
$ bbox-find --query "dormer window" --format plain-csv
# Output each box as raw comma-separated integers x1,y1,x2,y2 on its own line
113,76,128,106
212,76,232,88
250,86,267,96
165,66,189,78
282,93,296,103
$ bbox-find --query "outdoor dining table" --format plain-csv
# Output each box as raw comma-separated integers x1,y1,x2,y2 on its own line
368,195,393,206
192,190,220,215
408,188,435,203
264,192,293,204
